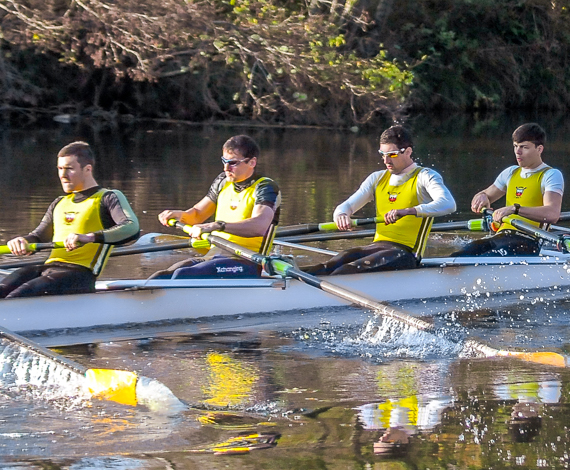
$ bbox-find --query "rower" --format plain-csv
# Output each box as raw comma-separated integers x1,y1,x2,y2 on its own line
303,125,456,275
0,141,140,298
452,123,564,257
150,135,281,279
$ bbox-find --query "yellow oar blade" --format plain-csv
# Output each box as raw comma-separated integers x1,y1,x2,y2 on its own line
85,369,138,406
497,350,568,368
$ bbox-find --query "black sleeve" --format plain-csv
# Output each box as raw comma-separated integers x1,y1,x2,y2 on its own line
254,178,281,225
206,173,228,204
24,197,64,243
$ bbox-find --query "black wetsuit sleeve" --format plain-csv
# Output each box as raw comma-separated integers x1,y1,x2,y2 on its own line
206,173,228,204
24,197,63,243
93,190,140,245
254,178,281,224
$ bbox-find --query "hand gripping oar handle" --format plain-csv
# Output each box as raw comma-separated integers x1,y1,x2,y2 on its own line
0,242,63,255
0,326,138,405
172,221,569,368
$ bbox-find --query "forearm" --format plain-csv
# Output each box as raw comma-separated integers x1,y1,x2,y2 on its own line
219,218,272,238
179,208,209,225
505,204,561,224
95,190,140,245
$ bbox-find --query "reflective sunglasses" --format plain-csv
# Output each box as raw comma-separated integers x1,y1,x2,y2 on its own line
221,156,251,167
378,148,407,158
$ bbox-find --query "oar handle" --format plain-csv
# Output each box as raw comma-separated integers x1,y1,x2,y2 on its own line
0,241,63,255
167,219,212,249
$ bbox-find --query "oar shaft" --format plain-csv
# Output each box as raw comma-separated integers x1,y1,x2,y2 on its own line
275,218,379,237
502,216,570,252
206,233,434,332
273,240,338,256
195,230,568,369
0,326,87,375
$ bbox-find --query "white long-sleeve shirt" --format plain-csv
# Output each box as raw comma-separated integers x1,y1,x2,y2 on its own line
333,163,456,219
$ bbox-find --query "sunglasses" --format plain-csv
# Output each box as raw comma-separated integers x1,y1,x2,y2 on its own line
221,156,251,167
378,148,407,158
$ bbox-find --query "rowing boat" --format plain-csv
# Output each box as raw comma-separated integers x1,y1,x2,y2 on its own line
1,248,569,346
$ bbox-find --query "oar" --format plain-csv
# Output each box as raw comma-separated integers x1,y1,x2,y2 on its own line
0,242,63,255
0,326,139,405
0,238,211,269
171,221,568,368
275,217,491,238
499,215,570,252
273,240,338,256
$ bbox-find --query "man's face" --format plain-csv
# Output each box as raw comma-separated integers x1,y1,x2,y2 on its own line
379,144,413,175
221,150,256,182
513,141,543,169
58,155,90,193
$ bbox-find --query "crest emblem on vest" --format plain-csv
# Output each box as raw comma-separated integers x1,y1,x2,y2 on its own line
230,199,239,210
388,191,399,203
64,211,78,224
515,186,526,198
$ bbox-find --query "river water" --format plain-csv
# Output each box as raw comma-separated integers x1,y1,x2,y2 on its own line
1,113,570,469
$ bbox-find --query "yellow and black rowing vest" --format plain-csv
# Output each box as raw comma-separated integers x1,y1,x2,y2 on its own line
499,166,551,232
214,177,276,254
46,188,112,276
374,168,433,258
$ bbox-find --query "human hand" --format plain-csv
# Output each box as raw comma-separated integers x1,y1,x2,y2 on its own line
64,233,94,251
471,192,491,214
158,210,184,226
334,213,352,231
7,237,31,256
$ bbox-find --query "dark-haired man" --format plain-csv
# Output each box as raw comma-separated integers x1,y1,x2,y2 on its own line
151,134,281,278
0,141,140,298
452,123,564,257
304,125,456,275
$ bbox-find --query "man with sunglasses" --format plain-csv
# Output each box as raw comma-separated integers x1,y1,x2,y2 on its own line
451,123,563,257
151,134,280,279
304,125,455,275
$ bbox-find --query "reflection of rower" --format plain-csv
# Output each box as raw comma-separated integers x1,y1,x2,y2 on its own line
358,395,451,455
202,352,261,408
493,376,561,443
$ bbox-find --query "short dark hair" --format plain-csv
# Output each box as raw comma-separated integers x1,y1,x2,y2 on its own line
57,141,95,168
380,125,413,149
512,123,546,147
223,135,260,160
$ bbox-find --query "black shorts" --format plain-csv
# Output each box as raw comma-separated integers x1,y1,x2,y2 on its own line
303,241,419,276
451,230,541,257
0,262,96,298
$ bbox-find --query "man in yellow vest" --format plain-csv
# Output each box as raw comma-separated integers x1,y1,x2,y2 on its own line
304,125,456,275
152,135,281,278
452,123,564,256
0,141,140,298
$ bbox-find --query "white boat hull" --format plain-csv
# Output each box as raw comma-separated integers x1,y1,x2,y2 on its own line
1,251,570,344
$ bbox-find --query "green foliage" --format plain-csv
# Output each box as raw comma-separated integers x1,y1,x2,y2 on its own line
0,0,413,126
1,0,570,124
379,0,570,110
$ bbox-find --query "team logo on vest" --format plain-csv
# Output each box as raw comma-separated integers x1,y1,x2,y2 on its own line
388,191,399,203
63,211,79,224
230,198,239,210
515,186,526,198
